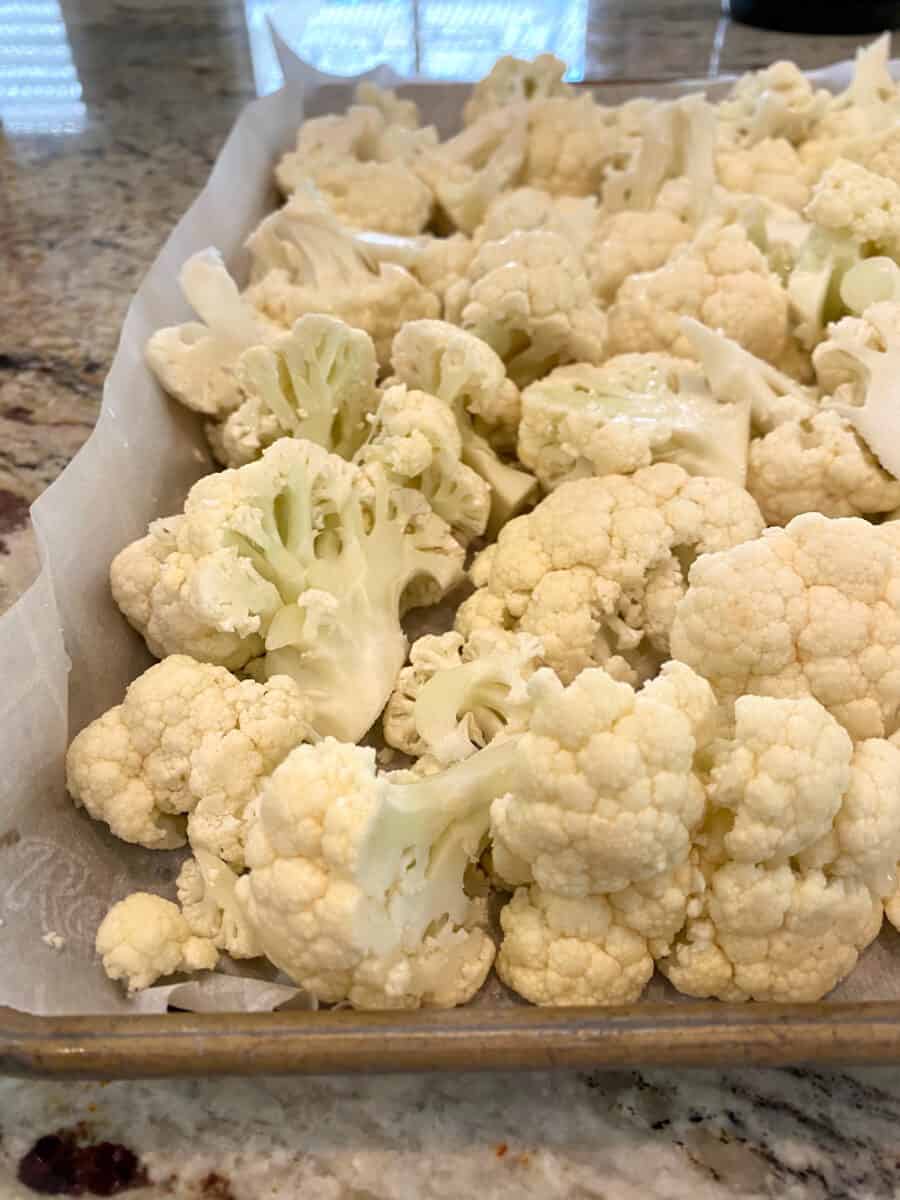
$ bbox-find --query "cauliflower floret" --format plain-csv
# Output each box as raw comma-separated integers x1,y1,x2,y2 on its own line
716,138,811,212
523,94,621,197
805,159,900,261
446,230,607,388
146,249,277,418
607,224,794,368
809,302,900,481
354,384,491,544
383,628,543,762
216,314,379,468
670,512,900,741
518,354,751,491
845,124,900,187
658,861,882,1003
244,198,439,366
747,409,900,524
497,885,653,1006
389,320,537,532
96,893,218,993
490,663,716,896
463,54,572,125
475,187,598,254
590,209,691,304
717,61,830,147
456,463,763,685
176,851,261,959
275,103,437,235
607,858,703,958
235,738,503,1008
416,108,527,235
407,234,476,311
65,656,311,854
110,440,464,744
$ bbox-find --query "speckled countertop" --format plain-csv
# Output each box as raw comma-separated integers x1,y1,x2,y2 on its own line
3,2,900,1197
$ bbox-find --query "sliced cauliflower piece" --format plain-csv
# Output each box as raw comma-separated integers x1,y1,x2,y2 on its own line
244,198,439,366
146,249,276,419
65,655,311,853
607,223,794,369
235,737,506,1008
110,440,464,744
497,885,653,1006
671,512,900,741
354,384,491,544
456,463,763,685
518,354,751,491
96,893,219,993
176,850,261,959
490,663,716,897
216,314,379,468
446,230,607,388
415,107,527,235
389,320,537,532
717,60,830,147
658,861,882,1003
747,408,900,524
383,628,543,763
463,54,572,126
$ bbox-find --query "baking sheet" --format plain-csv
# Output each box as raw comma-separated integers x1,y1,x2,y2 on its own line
1,33,898,1016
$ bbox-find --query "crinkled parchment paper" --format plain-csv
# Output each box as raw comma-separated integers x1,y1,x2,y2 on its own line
1,34,898,1014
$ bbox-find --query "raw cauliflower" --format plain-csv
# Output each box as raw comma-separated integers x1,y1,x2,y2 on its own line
96,893,219,993
716,138,811,212
445,230,607,387
382,628,543,763
456,462,763,686
717,60,830,147
747,409,900,524
216,314,379,468
490,662,716,896
463,54,572,126
670,512,900,740
497,886,654,1006
518,354,751,491
110,439,463,744
66,655,311,854
607,223,795,368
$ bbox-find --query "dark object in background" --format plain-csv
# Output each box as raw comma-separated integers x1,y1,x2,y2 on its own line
726,0,899,33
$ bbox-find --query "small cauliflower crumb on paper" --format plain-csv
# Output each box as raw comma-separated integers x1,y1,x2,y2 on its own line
42,932,66,951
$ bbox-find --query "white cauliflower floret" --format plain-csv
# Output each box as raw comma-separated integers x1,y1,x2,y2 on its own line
671,512,900,741
490,663,716,897
747,409,900,524
590,209,691,303
681,317,817,434
354,384,491,544
805,159,900,260
845,124,900,187
146,249,277,418
446,230,607,387
716,138,811,211
244,198,439,366
497,885,653,1006
523,94,620,197
416,108,527,234
96,893,218,993
390,320,537,532
463,54,572,125
708,695,854,865
65,655,311,854
216,314,379,468
407,234,475,310
658,861,882,1003
811,302,900,481
518,354,751,491
176,851,261,959
607,224,794,369
607,858,702,958
110,440,464,744
475,187,598,254
383,628,543,763
235,738,504,1008
275,103,436,235
456,463,763,685
718,61,829,147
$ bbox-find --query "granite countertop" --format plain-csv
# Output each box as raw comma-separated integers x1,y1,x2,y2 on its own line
3,1,900,1196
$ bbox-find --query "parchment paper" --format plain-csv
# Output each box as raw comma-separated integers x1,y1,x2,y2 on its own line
1,34,898,1014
